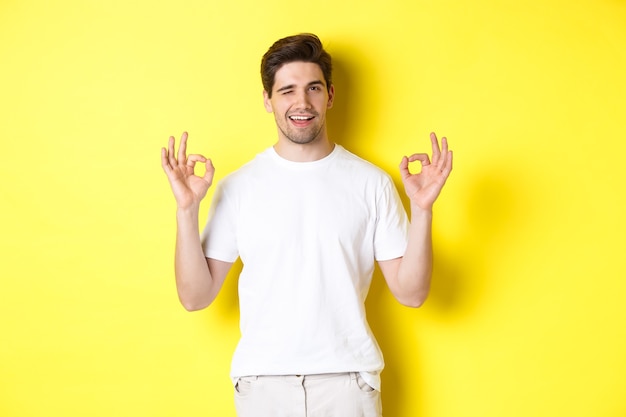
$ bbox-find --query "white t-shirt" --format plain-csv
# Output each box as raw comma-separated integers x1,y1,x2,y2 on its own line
201,144,408,390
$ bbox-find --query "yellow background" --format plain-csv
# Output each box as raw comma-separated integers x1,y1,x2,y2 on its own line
1,0,625,416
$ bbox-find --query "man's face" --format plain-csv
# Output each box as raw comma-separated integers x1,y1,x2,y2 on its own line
263,61,334,145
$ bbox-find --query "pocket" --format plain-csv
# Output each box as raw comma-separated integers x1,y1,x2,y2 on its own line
355,373,376,393
234,376,257,396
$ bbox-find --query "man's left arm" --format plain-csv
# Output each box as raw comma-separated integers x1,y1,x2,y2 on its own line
378,132,453,307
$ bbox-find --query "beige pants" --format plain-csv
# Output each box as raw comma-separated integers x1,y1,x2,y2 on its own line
234,372,382,417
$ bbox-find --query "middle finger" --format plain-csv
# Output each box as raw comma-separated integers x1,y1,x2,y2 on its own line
430,132,442,164
177,132,189,166
168,136,178,166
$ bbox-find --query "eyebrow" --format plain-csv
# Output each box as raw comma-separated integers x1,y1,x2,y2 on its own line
275,80,325,93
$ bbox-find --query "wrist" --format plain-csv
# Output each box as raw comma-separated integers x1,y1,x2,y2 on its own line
410,204,433,221
176,205,201,221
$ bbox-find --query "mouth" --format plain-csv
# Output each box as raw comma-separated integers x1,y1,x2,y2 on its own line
289,115,315,121
288,114,315,128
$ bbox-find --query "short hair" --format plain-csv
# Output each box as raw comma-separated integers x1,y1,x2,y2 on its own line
261,33,332,98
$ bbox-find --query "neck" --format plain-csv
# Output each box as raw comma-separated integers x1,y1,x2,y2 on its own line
273,135,335,162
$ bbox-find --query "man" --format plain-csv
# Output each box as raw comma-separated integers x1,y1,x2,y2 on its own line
161,33,452,417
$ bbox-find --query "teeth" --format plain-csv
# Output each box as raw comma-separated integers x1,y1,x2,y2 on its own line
290,116,313,120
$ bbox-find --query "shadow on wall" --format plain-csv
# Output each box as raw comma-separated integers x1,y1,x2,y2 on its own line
325,54,353,149
329,46,529,415
380,166,527,416
326,44,380,154
428,165,530,314
205,259,242,323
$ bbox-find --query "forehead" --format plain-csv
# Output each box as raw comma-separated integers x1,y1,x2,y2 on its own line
273,61,326,90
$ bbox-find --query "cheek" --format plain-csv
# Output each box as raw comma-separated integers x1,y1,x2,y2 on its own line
272,99,289,114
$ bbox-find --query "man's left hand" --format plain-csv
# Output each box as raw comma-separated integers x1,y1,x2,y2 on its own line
399,132,453,211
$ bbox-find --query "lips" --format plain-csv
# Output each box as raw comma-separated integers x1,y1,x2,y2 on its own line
288,114,315,127
289,115,314,121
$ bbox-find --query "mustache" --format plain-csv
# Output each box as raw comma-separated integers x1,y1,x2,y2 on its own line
287,111,319,117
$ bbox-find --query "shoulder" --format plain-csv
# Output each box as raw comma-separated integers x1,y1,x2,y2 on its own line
333,145,394,183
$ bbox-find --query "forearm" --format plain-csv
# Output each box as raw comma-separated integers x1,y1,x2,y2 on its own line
174,206,215,311
395,206,434,307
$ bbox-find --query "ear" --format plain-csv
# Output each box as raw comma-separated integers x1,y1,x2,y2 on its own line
263,90,273,113
327,84,335,109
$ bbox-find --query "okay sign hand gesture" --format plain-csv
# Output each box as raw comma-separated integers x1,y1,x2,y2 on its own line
399,132,453,211
161,132,215,210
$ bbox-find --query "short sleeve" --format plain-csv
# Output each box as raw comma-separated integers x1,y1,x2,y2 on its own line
200,182,240,262
373,178,409,261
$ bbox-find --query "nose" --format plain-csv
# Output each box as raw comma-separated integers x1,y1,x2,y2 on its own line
293,89,312,110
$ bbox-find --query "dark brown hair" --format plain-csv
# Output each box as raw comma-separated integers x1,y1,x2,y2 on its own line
261,33,332,98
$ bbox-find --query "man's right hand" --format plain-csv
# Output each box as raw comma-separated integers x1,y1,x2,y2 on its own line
161,132,215,210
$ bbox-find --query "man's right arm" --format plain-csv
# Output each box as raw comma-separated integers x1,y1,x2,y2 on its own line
162,132,233,311
174,207,233,311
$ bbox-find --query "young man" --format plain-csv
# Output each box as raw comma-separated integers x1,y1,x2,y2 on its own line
161,33,452,417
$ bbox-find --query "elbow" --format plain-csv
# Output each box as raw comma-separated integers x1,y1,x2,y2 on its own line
397,290,429,308
400,297,427,309
388,266,433,308
178,294,211,312
176,281,216,311
181,301,207,312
